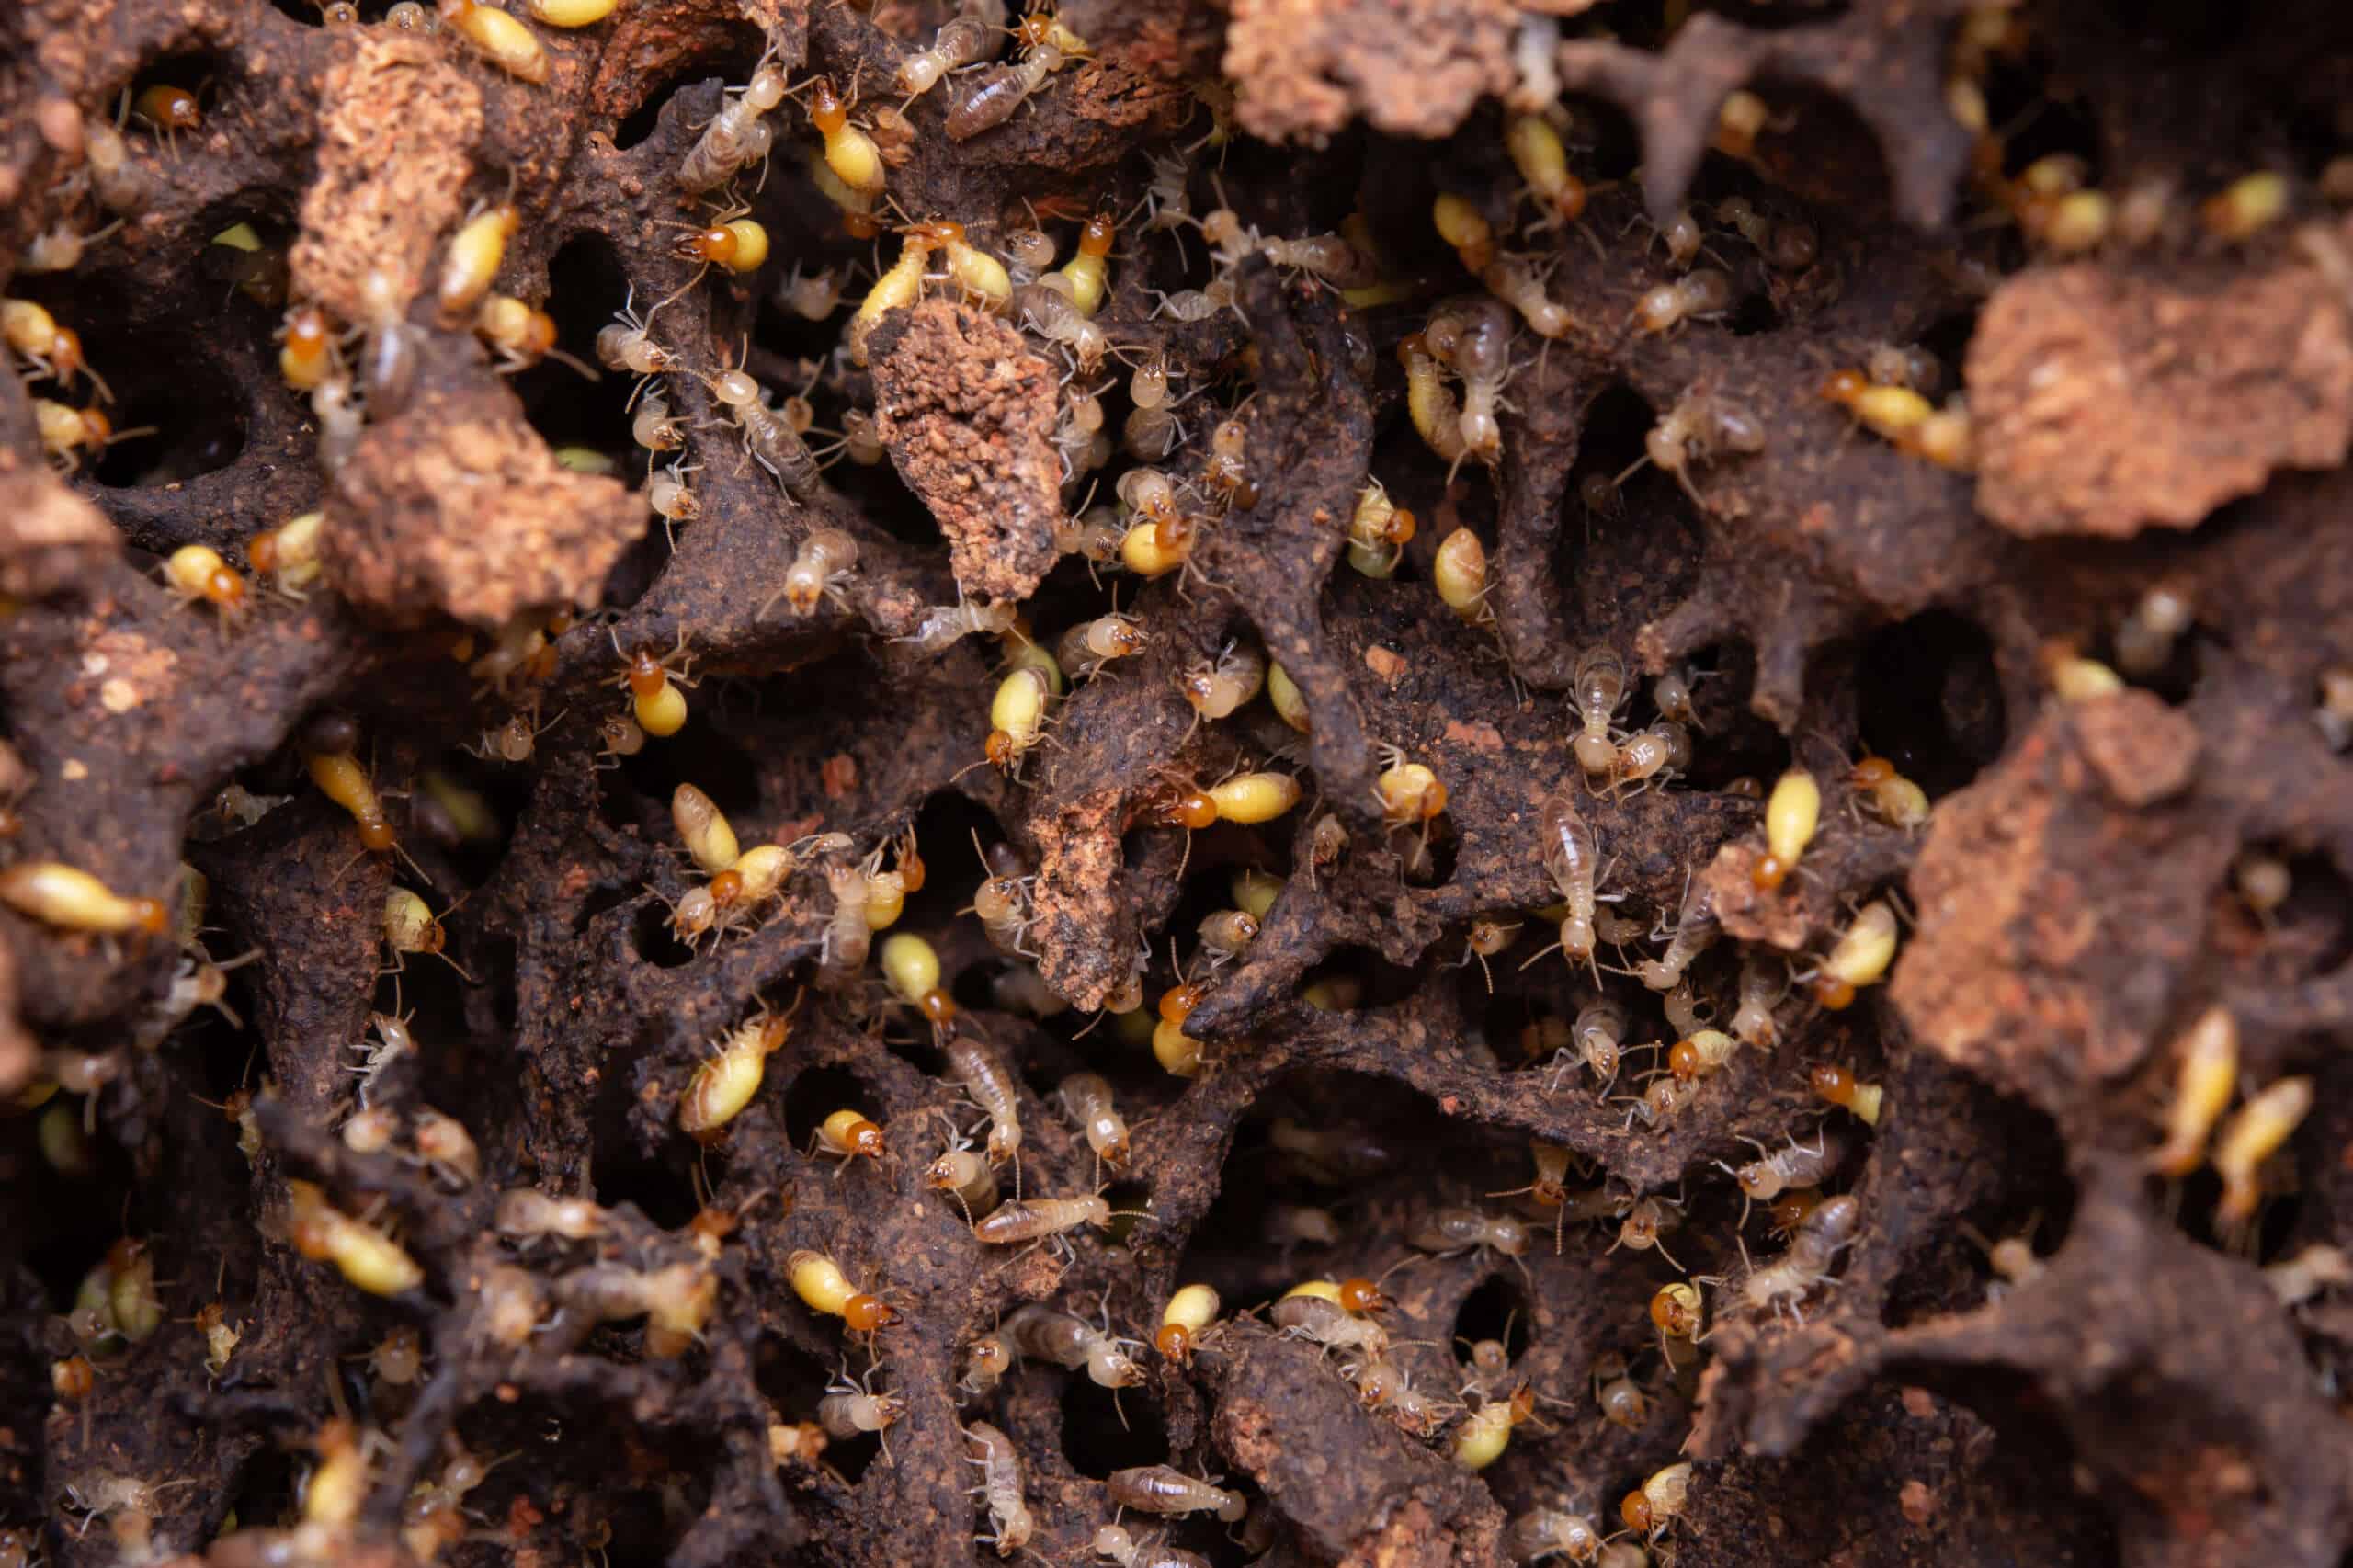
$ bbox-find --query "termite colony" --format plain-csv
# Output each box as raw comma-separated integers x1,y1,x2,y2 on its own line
4,0,2352,1563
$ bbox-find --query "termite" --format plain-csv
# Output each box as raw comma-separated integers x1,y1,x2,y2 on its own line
1407,1206,1530,1265
1527,792,1612,983
926,1126,1003,1223
1005,1301,1144,1388
1731,953,1788,1047
1849,755,1930,830
819,1360,907,1457
1752,768,1821,892
1106,1466,1245,1523
762,528,860,619
709,366,820,498
2148,1006,2236,1176
972,1192,1142,1256
1713,1192,1862,1325
1059,1072,1131,1174
1809,1062,1884,1126
897,14,995,100
945,1032,1021,1165
1629,268,1733,336
2214,1076,2314,1225
1719,1130,1844,1225
1272,1287,1390,1358
965,1422,1034,1555
1155,1283,1219,1365
1619,1462,1693,1540
678,1007,792,1142
1096,1525,1210,1568
788,1249,897,1336
813,1108,889,1176
1546,998,1627,1093
494,1187,607,1243
679,54,789,193
1506,1507,1605,1566
1489,1138,1580,1253
1807,900,1899,1008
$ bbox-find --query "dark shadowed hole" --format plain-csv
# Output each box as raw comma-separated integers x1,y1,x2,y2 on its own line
1102,1180,1155,1246
516,233,641,467
1726,287,1779,336
2097,0,2249,55
85,328,247,486
591,1142,699,1231
1452,1274,1532,1364
617,722,764,833
1856,609,2006,796
630,900,698,968
1061,1376,1166,1477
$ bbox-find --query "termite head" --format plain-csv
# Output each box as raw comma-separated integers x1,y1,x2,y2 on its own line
1336,1277,1389,1313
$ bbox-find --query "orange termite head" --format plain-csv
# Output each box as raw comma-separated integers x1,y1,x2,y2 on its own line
1555,174,1589,222
358,816,398,854
1813,976,1857,1010
1506,1382,1537,1424
1383,506,1417,545
625,648,665,699
205,565,247,608
1159,983,1202,1024
247,529,280,574
1620,1491,1654,1534
1396,333,1427,367
523,308,559,358
1750,852,1789,892
896,845,926,892
906,219,966,244
847,1119,886,1159
1154,1323,1193,1362
79,408,113,447
808,75,847,131
1336,1278,1389,1314
983,730,1015,768
918,988,959,1028
709,869,745,908
1811,1062,1856,1104
1667,1039,1701,1081
842,1292,895,1333
1767,1191,1817,1236
1078,211,1117,256
1849,756,1894,787
1818,368,1867,406
1152,512,1195,552
690,1206,739,1245
51,324,87,374
52,1355,96,1400
287,307,330,354
684,227,738,265
843,211,881,240
128,896,170,936
1647,1290,1682,1334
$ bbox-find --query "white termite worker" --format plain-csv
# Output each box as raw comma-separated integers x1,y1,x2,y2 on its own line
818,1359,908,1461
964,1420,1035,1555
1568,646,1628,784
895,13,996,102
1628,267,1734,337
925,1122,1003,1226
1404,1206,1534,1289
944,1030,1022,1168
963,831,1036,958
1003,1301,1144,1388
972,1191,1149,1264
1058,1071,1131,1176
1706,1191,1862,1326
1440,296,1515,467
1270,1285,1390,1359
900,594,1019,653
647,459,700,547
1096,1525,1211,1568
1178,641,1266,735
1057,611,1149,679
1633,875,1719,992
596,284,679,381
1506,1506,1605,1565
707,365,820,498
1605,1193,1687,1268
761,528,860,619
677,53,790,193
1616,384,1765,505
1731,952,1789,1047
1546,998,1629,1094
1524,791,1619,983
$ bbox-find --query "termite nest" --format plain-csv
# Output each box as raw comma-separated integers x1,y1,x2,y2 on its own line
4,1,2353,1566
